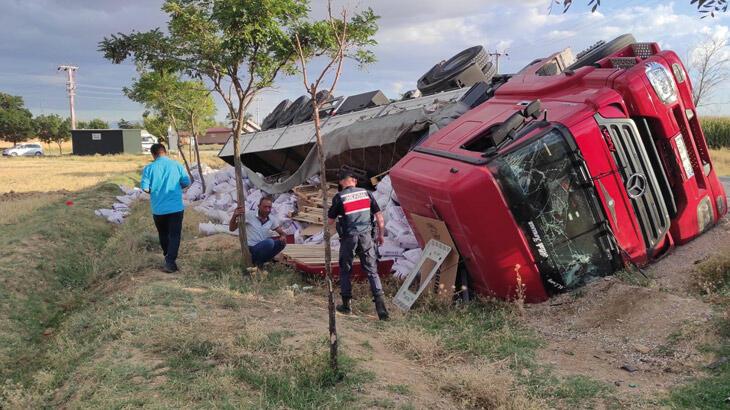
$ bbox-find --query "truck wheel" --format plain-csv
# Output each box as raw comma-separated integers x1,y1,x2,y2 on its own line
567,33,636,71
261,99,291,130
292,90,332,124
34,152,42,156
417,45,490,95
276,95,310,128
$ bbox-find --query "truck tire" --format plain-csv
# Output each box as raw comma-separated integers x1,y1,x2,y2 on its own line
276,95,310,128
261,99,291,130
567,33,636,71
293,90,332,124
417,45,491,95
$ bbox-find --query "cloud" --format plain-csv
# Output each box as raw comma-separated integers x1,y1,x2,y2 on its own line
3,0,730,121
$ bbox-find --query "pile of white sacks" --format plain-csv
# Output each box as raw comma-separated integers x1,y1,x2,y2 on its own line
96,163,423,279
94,185,149,224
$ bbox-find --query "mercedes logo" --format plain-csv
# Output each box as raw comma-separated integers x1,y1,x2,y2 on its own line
626,173,647,199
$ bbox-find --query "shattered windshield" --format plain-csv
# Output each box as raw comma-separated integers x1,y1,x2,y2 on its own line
494,129,615,291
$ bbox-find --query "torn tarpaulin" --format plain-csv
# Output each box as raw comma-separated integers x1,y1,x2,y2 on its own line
226,100,470,194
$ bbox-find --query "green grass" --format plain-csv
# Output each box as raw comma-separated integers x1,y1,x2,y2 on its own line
233,352,373,409
0,184,377,408
700,116,730,149
0,180,135,386
665,249,730,408
667,318,730,409
407,298,542,365
386,384,412,395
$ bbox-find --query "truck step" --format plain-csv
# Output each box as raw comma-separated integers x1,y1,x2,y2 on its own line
632,43,655,59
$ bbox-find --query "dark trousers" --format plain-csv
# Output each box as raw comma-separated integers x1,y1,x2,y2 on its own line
249,238,286,266
152,211,184,268
339,232,383,299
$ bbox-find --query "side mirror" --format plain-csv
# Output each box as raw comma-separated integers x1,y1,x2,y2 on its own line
522,100,541,120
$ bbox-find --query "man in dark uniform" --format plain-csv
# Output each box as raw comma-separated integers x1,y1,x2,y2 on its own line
327,169,389,320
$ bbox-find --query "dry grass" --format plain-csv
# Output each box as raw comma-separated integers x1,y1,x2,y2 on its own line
0,144,227,193
437,362,542,410
0,155,149,193
710,148,730,177
382,325,448,365
0,193,65,225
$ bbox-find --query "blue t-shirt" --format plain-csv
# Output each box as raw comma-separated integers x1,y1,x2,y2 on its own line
140,156,191,215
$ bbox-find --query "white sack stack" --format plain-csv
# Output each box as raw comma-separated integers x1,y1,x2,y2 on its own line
94,185,148,224
95,164,424,280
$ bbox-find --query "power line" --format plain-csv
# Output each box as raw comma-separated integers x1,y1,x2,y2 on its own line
77,83,124,91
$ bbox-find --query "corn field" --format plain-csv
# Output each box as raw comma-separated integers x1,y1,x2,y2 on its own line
700,117,730,149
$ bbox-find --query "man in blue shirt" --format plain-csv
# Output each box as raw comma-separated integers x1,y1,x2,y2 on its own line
140,143,191,272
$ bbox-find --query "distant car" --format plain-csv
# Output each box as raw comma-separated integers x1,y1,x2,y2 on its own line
2,143,43,157
141,132,158,153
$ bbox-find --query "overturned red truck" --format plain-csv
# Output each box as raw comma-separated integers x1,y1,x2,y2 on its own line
390,34,728,302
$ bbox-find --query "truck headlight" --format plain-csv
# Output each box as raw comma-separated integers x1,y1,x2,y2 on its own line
646,62,678,104
697,196,713,233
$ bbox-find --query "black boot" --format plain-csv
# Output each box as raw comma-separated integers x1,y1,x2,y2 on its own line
336,297,352,314
373,295,389,321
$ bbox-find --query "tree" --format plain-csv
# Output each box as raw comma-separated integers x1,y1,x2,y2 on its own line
143,112,169,143
100,0,311,267
118,118,142,128
34,114,71,154
555,0,728,16
77,118,109,129
0,93,34,146
292,1,378,374
125,70,216,192
688,32,730,106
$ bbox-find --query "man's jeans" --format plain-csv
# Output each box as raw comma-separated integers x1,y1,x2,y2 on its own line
152,210,184,268
249,238,286,266
339,232,383,299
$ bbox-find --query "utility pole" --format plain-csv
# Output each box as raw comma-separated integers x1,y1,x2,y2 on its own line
488,50,509,74
57,65,78,129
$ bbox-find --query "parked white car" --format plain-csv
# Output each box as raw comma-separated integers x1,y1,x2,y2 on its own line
2,143,43,156
141,131,158,153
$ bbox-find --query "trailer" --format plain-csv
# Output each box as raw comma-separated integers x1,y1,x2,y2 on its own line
71,129,145,155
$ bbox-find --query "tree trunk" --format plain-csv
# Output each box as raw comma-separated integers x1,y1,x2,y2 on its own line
170,115,194,183
312,98,338,374
232,110,253,268
56,141,63,155
190,113,206,193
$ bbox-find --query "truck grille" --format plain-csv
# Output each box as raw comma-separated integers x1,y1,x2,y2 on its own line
594,114,671,250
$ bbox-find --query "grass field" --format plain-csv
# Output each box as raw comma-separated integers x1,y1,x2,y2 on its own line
0,139,728,407
0,157,625,408
0,141,227,193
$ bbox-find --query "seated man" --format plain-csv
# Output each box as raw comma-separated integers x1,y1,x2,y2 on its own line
229,196,287,266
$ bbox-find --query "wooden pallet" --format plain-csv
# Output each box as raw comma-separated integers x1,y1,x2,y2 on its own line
281,244,344,266
290,211,324,224
293,183,338,208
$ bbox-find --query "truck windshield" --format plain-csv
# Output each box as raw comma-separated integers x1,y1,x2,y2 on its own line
494,128,615,291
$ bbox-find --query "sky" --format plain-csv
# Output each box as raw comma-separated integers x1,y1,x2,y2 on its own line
1,0,730,127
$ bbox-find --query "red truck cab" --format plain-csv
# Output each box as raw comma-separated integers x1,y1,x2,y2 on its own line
390,35,727,302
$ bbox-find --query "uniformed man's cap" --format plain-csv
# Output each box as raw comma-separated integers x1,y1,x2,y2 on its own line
337,169,357,181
